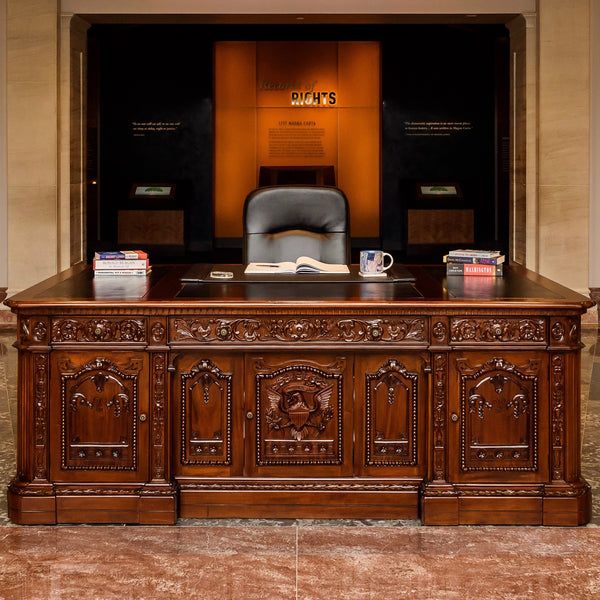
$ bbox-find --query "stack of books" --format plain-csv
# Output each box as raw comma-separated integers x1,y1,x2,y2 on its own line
444,249,505,277
93,250,151,277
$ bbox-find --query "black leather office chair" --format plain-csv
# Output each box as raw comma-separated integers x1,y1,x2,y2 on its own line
243,186,350,264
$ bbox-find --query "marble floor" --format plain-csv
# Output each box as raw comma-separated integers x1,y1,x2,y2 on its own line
0,328,599,599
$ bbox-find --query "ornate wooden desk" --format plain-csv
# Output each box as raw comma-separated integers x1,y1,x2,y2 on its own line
5,264,593,525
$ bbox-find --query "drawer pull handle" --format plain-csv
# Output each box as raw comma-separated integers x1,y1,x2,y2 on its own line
451,413,459,422
139,413,147,422
246,411,254,420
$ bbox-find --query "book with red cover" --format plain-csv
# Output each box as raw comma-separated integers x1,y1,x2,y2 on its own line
446,263,503,277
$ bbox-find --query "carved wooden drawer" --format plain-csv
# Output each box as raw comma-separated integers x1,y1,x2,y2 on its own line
50,317,147,344
448,317,547,345
170,316,428,345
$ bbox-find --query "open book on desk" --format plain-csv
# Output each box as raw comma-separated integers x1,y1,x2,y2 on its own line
244,256,350,275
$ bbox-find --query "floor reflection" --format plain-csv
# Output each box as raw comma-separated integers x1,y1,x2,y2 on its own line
1,327,599,599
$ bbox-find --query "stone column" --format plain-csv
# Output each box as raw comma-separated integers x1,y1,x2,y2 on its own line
59,13,90,270
537,0,590,293
6,0,59,296
507,13,538,270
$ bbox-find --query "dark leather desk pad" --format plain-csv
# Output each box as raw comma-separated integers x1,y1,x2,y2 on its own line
178,264,421,300
180,264,416,284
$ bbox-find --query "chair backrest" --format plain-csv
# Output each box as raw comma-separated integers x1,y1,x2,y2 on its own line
243,186,350,264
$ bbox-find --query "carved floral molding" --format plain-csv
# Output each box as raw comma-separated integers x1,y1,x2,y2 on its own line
173,317,426,344
451,318,545,343
52,318,146,343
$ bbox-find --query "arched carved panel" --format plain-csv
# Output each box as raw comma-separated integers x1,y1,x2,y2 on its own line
180,359,232,466
365,359,418,467
456,357,540,472
255,360,344,466
60,358,140,471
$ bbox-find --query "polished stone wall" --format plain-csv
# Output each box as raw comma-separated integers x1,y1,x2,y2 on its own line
538,0,590,292
6,0,59,295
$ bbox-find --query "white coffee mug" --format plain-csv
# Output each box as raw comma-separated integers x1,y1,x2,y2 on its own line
359,250,394,275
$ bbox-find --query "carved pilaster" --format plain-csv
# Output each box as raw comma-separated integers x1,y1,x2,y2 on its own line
551,354,565,481
33,353,50,480
151,352,167,480
432,353,448,481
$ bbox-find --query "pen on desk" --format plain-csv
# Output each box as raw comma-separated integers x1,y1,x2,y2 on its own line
254,264,279,268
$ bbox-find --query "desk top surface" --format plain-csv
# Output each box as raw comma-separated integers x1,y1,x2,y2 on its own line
4,263,593,312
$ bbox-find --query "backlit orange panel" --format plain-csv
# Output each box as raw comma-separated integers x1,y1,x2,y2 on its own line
214,43,257,237
256,42,338,108
338,42,380,108
338,108,380,237
214,40,380,238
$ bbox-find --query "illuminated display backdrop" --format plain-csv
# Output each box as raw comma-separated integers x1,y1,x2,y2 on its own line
214,41,380,238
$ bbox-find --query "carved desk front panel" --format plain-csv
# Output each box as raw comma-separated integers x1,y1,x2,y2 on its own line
4,264,592,525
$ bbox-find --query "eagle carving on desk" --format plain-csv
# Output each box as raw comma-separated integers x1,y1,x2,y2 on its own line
266,385,334,441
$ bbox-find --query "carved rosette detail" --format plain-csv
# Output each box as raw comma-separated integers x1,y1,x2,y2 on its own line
451,318,545,343
432,321,447,342
457,357,539,472
33,322,48,343
551,321,565,342
33,354,49,480
180,359,232,466
52,318,146,343
20,319,49,344
365,359,418,467
152,353,167,479
256,363,344,466
151,322,166,343
551,354,565,480
173,317,426,344
550,319,580,346
433,353,448,480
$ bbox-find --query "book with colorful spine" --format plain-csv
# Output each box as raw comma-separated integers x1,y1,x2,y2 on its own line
93,250,151,277
444,253,505,266
446,262,503,277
